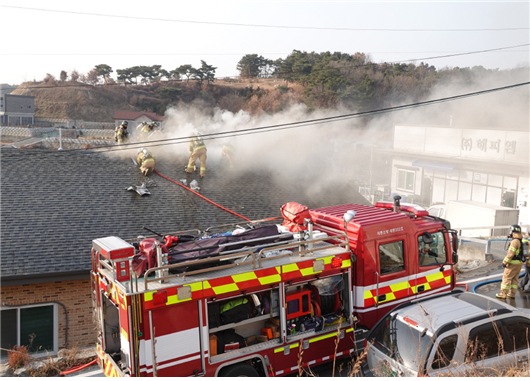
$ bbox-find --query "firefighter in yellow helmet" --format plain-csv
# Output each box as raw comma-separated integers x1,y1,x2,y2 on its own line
185,135,207,178
115,121,129,144
496,224,525,299
221,144,235,170
137,148,155,176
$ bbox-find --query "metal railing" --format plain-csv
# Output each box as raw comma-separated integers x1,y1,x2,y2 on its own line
456,224,529,257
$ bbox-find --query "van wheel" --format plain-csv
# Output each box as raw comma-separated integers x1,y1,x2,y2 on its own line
218,362,260,377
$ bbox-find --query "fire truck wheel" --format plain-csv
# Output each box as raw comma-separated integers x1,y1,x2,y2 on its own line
218,362,260,377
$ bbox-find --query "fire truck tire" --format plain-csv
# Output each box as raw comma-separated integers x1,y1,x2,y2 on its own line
218,362,260,377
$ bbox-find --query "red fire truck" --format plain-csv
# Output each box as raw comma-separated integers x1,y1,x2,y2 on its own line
91,196,458,377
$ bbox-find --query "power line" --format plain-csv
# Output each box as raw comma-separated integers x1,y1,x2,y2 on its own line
2,81,528,161
2,5,529,32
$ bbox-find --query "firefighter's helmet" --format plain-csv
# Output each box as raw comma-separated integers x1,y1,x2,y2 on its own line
510,224,522,236
121,120,128,127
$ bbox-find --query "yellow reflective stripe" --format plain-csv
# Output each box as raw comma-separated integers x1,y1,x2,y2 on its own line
364,290,375,301
390,281,409,292
425,272,444,282
342,259,352,268
346,328,353,333
144,291,154,302
121,327,128,341
213,283,239,294
301,267,318,276
282,263,299,273
309,331,340,343
274,343,299,353
259,273,282,285
232,272,258,283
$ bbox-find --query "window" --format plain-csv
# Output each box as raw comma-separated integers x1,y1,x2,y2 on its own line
397,169,415,191
503,317,530,352
418,232,447,266
379,241,405,275
0,305,57,358
465,322,503,361
431,334,458,369
373,315,393,355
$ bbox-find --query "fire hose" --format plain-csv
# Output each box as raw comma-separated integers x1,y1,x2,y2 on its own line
59,359,97,376
154,169,251,222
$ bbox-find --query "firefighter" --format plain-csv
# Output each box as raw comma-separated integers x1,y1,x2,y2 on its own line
185,135,207,178
496,224,525,299
221,144,235,170
139,122,155,139
115,121,129,144
137,148,155,176
518,235,530,292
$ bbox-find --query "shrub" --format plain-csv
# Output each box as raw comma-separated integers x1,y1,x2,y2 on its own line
7,345,31,370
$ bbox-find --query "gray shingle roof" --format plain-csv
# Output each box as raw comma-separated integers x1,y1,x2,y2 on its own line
1,146,367,281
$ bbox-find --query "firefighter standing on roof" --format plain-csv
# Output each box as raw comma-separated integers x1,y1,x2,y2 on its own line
185,135,207,178
221,144,235,170
497,224,525,299
115,121,129,144
137,148,155,176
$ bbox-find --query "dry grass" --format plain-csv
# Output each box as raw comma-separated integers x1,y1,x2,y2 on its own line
6,345,31,370
2,345,95,377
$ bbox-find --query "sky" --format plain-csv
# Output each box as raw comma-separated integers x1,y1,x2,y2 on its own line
0,0,528,85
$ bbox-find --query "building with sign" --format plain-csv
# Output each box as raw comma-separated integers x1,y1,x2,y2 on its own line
386,124,529,226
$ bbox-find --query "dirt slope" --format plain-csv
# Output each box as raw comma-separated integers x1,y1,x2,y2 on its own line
12,78,301,121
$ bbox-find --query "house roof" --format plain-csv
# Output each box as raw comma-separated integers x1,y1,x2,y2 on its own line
113,111,165,122
0,145,368,285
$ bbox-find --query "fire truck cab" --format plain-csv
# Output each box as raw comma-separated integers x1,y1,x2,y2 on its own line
91,197,458,377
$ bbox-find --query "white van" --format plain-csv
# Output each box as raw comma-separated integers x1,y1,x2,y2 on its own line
362,291,530,376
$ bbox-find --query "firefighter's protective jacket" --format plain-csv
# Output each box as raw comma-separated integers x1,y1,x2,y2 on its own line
504,235,523,265
189,137,206,153
137,151,155,175
115,125,129,144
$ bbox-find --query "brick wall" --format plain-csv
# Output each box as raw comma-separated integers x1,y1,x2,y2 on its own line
1,279,96,350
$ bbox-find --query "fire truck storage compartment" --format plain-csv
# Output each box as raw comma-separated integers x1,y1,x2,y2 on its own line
102,293,122,361
285,274,348,342
208,288,281,357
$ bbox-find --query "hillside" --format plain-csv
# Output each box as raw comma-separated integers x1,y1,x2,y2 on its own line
12,79,305,122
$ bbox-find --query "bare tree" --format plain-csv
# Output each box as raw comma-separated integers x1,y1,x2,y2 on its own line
86,69,100,86
60,70,68,82
43,73,56,85
70,70,80,82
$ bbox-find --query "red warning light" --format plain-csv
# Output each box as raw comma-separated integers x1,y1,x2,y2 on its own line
331,256,343,268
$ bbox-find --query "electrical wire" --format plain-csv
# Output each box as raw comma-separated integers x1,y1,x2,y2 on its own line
1,80,528,162
2,5,528,32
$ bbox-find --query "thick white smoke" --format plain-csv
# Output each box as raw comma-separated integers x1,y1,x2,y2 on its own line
105,65,528,204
